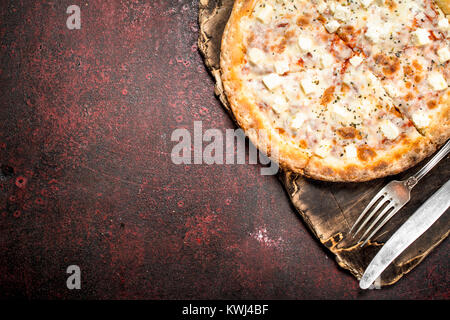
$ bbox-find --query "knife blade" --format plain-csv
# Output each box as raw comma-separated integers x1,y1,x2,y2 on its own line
360,179,450,289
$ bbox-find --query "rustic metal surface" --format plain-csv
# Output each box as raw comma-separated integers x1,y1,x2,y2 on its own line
199,0,450,287
0,0,448,299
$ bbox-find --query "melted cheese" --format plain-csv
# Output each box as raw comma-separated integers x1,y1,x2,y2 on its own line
359,0,373,8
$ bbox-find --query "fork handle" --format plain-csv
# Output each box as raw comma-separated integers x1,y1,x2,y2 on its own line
405,140,450,189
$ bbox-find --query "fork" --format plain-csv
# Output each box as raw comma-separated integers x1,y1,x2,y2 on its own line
349,139,450,247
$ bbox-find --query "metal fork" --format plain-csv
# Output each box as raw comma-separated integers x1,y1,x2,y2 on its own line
349,139,450,247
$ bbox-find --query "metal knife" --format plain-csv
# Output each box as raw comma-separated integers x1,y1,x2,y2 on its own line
360,179,450,289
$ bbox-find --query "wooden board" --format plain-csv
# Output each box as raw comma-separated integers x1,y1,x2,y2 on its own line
198,0,450,287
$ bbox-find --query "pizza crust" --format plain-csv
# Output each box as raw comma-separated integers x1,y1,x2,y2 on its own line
426,90,450,146
221,0,310,172
435,0,450,15
304,135,436,182
220,0,449,182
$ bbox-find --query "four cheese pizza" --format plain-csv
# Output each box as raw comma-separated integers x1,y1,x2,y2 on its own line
220,0,449,181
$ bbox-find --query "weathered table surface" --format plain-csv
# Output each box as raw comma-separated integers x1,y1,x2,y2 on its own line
0,0,448,299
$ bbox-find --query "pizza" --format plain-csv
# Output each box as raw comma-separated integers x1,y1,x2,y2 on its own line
220,0,449,181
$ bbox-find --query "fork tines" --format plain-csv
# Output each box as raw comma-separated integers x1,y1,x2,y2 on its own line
349,189,401,247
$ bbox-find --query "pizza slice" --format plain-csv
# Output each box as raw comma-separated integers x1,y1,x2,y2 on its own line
365,40,450,144
311,0,449,143
303,57,429,181
312,0,449,54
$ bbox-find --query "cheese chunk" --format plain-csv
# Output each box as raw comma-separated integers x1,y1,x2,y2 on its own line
267,94,288,114
438,18,449,32
330,105,354,124
254,4,273,24
320,53,334,68
263,73,283,91
248,48,266,66
412,112,431,128
365,21,393,44
316,1,327,14
380,120,400,140
383,83,400,97
290,113,306,129
298,36,313,52
427,72,448,91
437,47,450,63
300,78,319,95
315,140,333,158
349,55,363,67
412,28,431,46
274,60,290,75
334,5,350,22
325,20,340,33
365,22,380,43
344,144,357,159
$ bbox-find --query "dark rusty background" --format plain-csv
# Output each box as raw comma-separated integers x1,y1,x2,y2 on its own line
0,0,448,299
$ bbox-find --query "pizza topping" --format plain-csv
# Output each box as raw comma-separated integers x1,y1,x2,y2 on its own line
300,74,323,95
357,145,377,161
274,59,290,75
270,95,288,114
337,127,361,139
298,36,313,52
412,28,432,46
344,144,358,158
437,18,449,32
262,73,283,91
330,104,354,125
315,140,333,158
320,86,335,106
325,20,340,33
437,46,450,63
412,111,431,128
248,48,266,65
427,71,448,91
349,55,364,67
320,52,335,68
383,83,400,97
297,14,311,26
254,4,273,24
359,0,373,8
380,120,400,140
290,113,307,129
333,4,351,22
365,20,392,44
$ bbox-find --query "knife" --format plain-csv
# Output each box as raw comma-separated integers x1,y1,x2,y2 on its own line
359,179,450,289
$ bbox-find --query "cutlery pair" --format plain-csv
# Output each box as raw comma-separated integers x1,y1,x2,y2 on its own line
350,140,450,289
